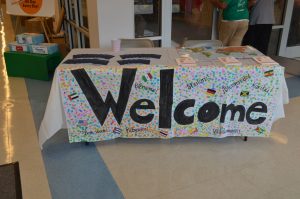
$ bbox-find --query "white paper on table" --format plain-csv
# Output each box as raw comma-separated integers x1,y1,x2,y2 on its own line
252,56,278,65
218,56,242,66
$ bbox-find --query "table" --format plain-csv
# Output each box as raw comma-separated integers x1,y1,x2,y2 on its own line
38,47,289,148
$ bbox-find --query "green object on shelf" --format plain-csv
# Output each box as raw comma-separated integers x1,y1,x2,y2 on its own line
4,51,62,81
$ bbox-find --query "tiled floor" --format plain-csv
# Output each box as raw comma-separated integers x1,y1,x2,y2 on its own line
1,4,300,199
0,6,51,199
96,97,300,199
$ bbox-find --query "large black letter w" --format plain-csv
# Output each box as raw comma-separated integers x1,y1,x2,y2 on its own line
71,68,137,125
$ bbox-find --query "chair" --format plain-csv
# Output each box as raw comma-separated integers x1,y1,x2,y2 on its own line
120,39,155,48
182,39,223,48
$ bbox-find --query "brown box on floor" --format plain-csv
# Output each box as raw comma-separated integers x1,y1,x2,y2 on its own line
25,17,53,34
51,33,70,58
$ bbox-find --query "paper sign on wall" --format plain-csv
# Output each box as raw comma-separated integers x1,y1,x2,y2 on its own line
7,0,54,17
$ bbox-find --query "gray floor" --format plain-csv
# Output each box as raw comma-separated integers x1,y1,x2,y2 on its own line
24,57,300,198
25,79,124,199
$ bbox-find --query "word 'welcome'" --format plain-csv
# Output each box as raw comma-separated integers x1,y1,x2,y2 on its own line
71,68,267,128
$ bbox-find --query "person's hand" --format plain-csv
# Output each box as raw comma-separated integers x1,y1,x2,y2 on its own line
248,0,256,8
210,0,227,9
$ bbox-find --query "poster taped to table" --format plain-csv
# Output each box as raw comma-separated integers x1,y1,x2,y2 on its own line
7,0,54,17
58,64,283,143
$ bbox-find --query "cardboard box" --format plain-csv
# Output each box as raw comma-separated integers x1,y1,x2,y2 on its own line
51,33,70,57
8,42,31,52
25,17,54,34
16,33,45,44
31,43,59,54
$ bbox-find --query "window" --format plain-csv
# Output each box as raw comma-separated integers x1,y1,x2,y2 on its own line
62,0,90,49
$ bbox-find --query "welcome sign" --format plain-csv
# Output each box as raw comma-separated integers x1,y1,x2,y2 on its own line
58,65,283,143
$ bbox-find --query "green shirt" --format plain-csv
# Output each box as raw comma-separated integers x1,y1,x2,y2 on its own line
222,0,249,21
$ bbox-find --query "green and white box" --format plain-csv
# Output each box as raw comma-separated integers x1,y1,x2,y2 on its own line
31,43,59,54
9,41,31,52
16,33,45,44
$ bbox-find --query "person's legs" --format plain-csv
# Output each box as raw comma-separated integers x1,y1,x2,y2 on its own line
242,25,256,46
228,20,248,46
255,24,272,54
219,21,237,46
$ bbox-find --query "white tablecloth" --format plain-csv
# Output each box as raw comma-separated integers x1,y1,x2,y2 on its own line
38,48,289,148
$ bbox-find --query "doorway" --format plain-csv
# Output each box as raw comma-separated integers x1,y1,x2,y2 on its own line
134,0,163,47
279,0,300,58
171,0,215,47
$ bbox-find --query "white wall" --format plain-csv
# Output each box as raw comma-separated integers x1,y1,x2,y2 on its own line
97,0,134,48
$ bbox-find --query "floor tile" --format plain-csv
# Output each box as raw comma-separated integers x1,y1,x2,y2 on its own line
263,182,300,199
154,178,232,199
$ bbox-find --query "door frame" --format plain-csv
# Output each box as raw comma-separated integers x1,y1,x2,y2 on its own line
161,0,172,47
279,0,300,58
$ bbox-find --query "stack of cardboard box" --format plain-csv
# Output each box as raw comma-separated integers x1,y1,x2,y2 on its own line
9,33,59,55
4,33,62,81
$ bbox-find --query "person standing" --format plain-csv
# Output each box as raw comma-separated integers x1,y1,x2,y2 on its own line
211,0,255,46
242,0,275,54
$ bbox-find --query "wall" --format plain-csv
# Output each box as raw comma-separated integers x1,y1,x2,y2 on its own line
87,0,100,48
53,0,60,31
97,0,134,48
